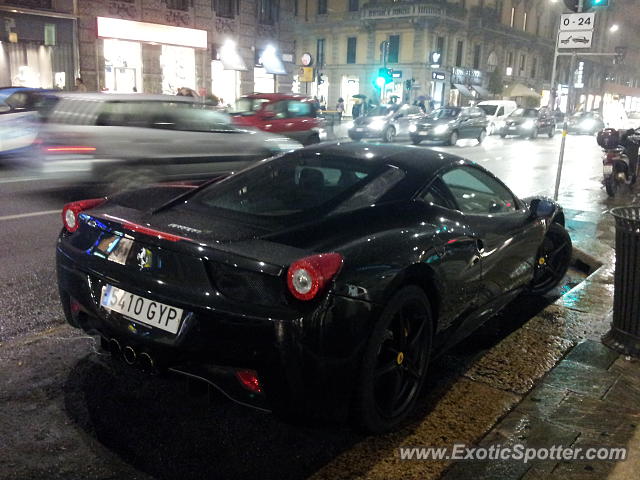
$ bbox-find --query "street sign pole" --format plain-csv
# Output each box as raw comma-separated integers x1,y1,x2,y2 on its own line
554,0,584,201
549,31,560,109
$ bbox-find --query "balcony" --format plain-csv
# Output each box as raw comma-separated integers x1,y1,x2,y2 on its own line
361,1,466,21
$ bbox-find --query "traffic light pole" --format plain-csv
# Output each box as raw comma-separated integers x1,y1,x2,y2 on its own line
553,0,583,201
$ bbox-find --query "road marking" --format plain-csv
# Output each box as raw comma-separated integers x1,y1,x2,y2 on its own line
0,176,47,184
0,209,59,221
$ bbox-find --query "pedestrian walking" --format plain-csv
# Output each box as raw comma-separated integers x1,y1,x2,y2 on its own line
336,97,345,122
352,101,361,119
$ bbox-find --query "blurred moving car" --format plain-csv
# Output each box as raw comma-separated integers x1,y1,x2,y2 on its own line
57,143,572,433
229,93,325,145
32,93,301,190
348,103,423,142
500,107,556,139
0,87,52,158
477,100,517,135
567,111,605,135
409,106,488,145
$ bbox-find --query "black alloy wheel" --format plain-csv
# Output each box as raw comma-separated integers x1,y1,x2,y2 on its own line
529,223,572,295
354,286,433,433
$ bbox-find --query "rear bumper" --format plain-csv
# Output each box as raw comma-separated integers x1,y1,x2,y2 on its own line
410,130,449,141
56,243,377,420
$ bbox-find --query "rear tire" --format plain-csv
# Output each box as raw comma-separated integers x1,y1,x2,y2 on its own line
353,286,433,433
382,126,396,143
477,129,487,145
605,175,617,197
529,223,572,295
448,131,459,146
303,133,320,146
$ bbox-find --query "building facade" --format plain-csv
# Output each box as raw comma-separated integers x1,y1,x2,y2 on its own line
292,0,640,116
1,0,296,99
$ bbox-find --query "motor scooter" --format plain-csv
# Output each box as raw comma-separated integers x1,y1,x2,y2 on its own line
597,128,640,197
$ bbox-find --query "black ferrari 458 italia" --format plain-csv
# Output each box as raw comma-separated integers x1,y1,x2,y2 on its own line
57,143,572,433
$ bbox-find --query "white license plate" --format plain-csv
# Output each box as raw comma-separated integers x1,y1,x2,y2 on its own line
100,285,183,334
355,127,364,132
508,126,517,130
603,165,613,174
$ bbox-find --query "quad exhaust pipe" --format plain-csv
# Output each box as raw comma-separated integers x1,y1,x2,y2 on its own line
107,338,157,373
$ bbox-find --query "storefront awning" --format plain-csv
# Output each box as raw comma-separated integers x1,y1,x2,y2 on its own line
259,46,287,75
472,85,490,99
452,84,475,98
220,50,247,71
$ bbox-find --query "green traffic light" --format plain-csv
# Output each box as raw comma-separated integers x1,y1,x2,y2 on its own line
593,0,608,5
375,77,386,88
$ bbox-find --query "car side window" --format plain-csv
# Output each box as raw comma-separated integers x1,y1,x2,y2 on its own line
497,106,504,117
5,92,29,110
441,167,518,215
418,178,456,210
287,101,312,118
264,101,288,119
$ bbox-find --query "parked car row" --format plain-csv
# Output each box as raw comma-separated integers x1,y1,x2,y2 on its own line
347,102,562,145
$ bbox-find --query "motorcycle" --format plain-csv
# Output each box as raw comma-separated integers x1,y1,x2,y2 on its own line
597,128,640,197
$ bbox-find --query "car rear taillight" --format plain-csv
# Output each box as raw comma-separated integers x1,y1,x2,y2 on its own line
61,198,106,232
121,221,189,242
287,253,343,301
235,369,262,394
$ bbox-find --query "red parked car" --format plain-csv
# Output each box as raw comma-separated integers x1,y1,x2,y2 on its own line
229,93,325,145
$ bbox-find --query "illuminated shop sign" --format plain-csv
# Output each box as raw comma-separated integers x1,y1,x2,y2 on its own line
96,17,207,49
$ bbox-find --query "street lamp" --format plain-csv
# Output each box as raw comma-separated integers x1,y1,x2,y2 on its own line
609,24,619,33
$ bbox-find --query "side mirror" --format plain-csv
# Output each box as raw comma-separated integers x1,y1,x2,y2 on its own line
529,198,555,218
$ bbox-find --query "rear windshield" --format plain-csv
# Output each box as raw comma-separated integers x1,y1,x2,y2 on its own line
191,155,404,218
478,105,497,116
427,108,460,120
511,108,538,118
229,98,270,115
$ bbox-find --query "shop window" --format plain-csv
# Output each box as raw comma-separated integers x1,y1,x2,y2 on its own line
259,0,279,25
346,37,357,64
387,35,399,64
318,0,327,14
164,0,192,10
213,0,237,17
349,0,358,12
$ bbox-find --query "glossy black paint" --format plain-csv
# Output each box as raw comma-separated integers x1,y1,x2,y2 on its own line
56,143,565,422
410,107,488,144
500,107,556,138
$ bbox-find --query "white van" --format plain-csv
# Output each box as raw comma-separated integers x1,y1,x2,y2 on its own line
478,100,518,135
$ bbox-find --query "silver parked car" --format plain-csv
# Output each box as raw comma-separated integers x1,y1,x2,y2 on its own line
348,104,424,143
30,93,302,190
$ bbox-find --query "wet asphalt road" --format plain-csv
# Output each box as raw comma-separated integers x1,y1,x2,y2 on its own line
0,134,610,480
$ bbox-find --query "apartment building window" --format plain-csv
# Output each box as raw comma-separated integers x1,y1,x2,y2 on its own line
213,0,237,18
507,51,513,68
318,0,327,14
531,57,537,78
388,35,400,63
259,0,279,24
473,44,481,70
510,7,515,28
523,12,527,31
346,37,357,64
436,36,445,64
317,38,325,67
455,40,464,67
519,54,526,74
349,0,359,12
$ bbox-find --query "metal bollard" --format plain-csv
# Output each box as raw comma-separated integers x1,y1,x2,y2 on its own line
603,206,640,356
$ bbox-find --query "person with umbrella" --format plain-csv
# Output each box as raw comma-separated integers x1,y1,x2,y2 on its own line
352,94,366,118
